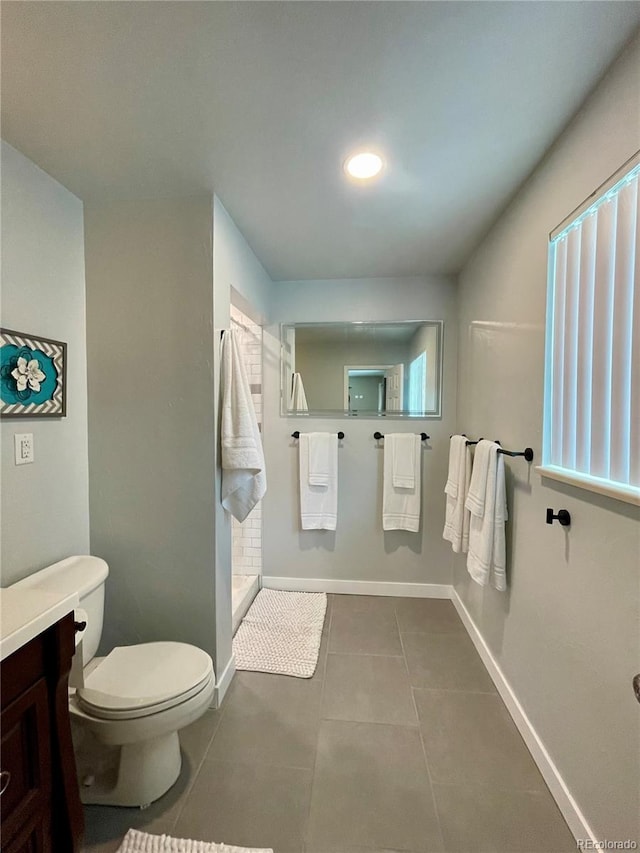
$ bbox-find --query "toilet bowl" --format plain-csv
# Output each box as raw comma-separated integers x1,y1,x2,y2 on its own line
11,556,215,808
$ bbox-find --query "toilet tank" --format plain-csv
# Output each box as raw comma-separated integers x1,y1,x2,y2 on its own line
11,556,109,665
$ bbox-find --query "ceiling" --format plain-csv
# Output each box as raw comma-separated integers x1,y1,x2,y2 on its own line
2,2,639,281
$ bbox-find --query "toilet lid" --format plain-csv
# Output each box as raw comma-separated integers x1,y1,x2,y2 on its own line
77,642,213,718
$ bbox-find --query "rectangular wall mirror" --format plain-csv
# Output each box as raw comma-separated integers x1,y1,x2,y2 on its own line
281,321,443,418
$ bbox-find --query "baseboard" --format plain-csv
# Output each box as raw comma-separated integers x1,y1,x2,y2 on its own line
262,575,451,599
450,589,597,845
213,654,236,708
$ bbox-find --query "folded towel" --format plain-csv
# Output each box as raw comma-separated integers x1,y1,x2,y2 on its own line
308,432,332,486
220,330,267,522
465,440,508,590
290,372,309,412
443,435,471,553
383,434,422,532
465,439,493,519
300,432,338,530
492,453,508,591
392,433,417,489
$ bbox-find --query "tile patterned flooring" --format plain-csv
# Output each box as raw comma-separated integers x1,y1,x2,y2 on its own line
83,595,575,853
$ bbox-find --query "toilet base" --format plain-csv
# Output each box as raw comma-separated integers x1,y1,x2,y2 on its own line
79,731,182,808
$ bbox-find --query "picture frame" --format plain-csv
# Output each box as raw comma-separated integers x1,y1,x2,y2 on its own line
0,328,67,418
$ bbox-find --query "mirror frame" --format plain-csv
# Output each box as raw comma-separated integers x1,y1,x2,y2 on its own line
280,320,444,419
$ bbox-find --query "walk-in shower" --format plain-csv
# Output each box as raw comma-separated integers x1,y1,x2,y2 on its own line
230,303,263,633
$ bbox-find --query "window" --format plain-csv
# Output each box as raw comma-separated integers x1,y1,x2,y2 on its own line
541,155,639,505
408,351,426,413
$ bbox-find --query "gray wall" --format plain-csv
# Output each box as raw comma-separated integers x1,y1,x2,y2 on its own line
0,142,90,585
454,33,640,842
263,276,457,586
296,338,409,411
84,197,217,658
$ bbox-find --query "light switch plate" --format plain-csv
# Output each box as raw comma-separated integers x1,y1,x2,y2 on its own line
14,433,34,465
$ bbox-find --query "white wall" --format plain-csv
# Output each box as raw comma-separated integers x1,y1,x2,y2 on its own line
213,197,273,323
84,197,217,658
454,33,640,843
0,142,89,584
263,276,457,587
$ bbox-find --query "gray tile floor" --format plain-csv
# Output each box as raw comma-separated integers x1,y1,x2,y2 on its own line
83,595,575,853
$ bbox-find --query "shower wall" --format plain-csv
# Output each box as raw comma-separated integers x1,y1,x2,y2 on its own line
230,303,263,577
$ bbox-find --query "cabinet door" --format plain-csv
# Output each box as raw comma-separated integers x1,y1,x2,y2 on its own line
2,815,50,853
1,678,52,850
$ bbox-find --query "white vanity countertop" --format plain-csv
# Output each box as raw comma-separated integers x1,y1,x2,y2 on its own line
0,586,79,662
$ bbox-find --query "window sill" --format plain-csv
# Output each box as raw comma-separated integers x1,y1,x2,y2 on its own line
536,465,640,507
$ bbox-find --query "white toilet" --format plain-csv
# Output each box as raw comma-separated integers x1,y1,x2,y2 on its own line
12,555,215,808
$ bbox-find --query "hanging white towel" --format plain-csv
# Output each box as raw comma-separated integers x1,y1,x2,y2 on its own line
290,372,309,412
392,433,417,489
465,440,508,590
308,432,332,486
299,432,338,530
443,435,471,553
383,434,422,532
220,330,267,522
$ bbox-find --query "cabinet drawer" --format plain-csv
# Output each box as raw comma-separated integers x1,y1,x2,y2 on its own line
0,678,52,846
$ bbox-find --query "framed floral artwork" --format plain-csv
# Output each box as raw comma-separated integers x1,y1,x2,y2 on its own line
0,328,67,417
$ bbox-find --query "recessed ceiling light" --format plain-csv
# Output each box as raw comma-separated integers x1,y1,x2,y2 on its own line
344,151,384,180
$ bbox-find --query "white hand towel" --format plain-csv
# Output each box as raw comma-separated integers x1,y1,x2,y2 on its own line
383,434,422,532
392,433,417,489
492,452,508,591
465,440,508,590
308,432,332,486
465,439,493,520
220,330,267,522
443,435,471,553
290,372,309,412
299,432,338,530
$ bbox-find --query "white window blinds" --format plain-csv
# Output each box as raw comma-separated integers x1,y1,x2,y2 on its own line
543,159,640,498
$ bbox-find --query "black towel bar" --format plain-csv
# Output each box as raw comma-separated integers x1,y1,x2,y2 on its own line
457,436,534,462
498,447,534,462
291,431,345,440
374,432,429,441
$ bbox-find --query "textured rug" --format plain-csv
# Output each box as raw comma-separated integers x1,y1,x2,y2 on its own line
232,588,327,678
117,828,273,852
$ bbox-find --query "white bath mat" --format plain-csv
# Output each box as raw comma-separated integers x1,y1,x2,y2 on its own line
116,828,273,852
232,588,327,678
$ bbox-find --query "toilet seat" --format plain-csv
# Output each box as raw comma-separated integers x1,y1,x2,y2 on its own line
76,641,213,720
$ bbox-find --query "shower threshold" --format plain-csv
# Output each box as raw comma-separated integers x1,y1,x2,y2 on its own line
232,573,260,634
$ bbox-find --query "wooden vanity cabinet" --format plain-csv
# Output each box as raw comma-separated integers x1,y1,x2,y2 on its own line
1,613,83,853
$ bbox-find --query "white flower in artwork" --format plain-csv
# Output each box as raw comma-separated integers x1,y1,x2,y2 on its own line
11,356,46,392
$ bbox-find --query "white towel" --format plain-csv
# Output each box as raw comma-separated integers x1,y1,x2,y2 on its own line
383,434,422,532
392,433,417,489
290,372,309,412
443,435,471,553
308,432,332,486
465,440,508,590
220,330,267,522
299,432,338,530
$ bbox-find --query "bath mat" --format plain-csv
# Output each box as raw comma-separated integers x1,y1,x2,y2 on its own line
232,588,327,678
116,828,273,852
